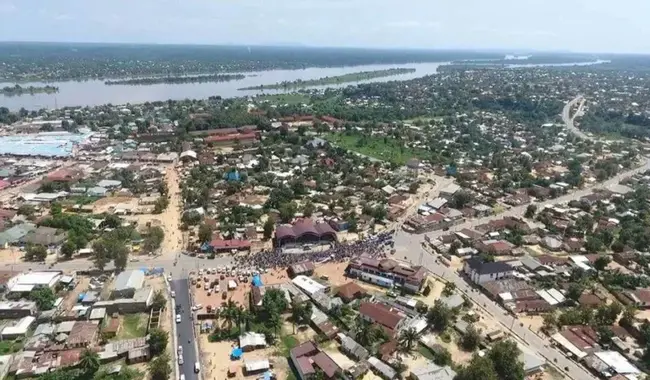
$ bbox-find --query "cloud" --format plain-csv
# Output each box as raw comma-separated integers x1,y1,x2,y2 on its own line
0,1,16,13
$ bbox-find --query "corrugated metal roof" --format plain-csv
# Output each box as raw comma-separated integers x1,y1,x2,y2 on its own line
113,270,145,291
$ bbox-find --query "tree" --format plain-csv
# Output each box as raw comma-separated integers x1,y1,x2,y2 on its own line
427,300,453,332
409,182,420,194
91,240,113,271
542,312,557,332
594,302,623,326
152,290,166,310
25,244,48,262
585,235,604,253
524,204,537,218
50,202,63,216
621,305,637,326
143,226,165,254
278,202,297,223
17,204,36,218
153,196,169,214
455,354,498,380
449,190,474,209
198,223,213,243
92,238,129,271
597,325,614,346
352,317,387,348
460,324,482,351
566,282,584,303
488,340,525,380
432,347,452,366
449,241,461,256
442,282,456,297
60,241,76,259
262,288,288,314
79,348,100,373
291,301,313,331
263,218,275,240
397,328,420,357
148,328,168,356
594,255,611,272
29,287,56,310
148,353,171,380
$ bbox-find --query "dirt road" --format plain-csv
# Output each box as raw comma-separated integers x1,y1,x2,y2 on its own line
160,165,183,258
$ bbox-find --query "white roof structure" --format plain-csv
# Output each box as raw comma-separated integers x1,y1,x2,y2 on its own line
594,351,640,375
427,198,448,210
239,332,267,349
2,316,35,337
8,271,62,292
180,150,197,159
440,183,461,195
536,290,560,305
244,359,270,373
292,275,326,296
547,289,566,303
551,333,588,359
113,270,145,291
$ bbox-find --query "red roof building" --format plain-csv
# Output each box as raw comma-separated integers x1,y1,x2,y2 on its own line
274,219,337,247
290,341,341,379
359,302,404,331
208,239,251,252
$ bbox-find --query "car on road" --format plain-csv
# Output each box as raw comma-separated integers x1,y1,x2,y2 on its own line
192,304,202,311
194,362,200,373
178,354,183,365
176,314,181,323
171,291,176,298
178,345,183,355
180,375,185,380
167,275,172,282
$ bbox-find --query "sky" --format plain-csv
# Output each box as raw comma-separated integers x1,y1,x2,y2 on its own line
0,0,648,54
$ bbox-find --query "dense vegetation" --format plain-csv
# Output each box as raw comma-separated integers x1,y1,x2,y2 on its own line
0,43,506,82
104,74,246,86
1,84,58,96
238,68,416,90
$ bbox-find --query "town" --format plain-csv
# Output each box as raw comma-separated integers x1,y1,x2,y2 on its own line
0,49,650,380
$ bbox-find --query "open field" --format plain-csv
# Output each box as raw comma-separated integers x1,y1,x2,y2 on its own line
324,132,429,165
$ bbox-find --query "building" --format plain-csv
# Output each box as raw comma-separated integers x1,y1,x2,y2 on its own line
205,133,257,147
288,261,315,278
19,227,66,247
463,258,514,285
274,219,337,247
439,184,461,199
292,275,327,297
0,301,37,319
368,356,397,380
1,316,35,339
347,257,427,293
111,270,145,299
338,333,369,360
409,363,456,380
205,239,251,253
290,341,341,380
336,282,368,303
7,271,62,294
239,332,267,352
359,302,405,332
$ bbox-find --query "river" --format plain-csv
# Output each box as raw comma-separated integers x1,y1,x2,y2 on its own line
0,62,446,110
0,60,608,110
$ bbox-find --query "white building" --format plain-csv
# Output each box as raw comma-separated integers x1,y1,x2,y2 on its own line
463,258,514,284
1,316,35,338
292,275,326,296
7,271,62,293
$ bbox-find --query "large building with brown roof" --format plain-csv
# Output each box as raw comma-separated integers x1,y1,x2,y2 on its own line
347,257,427,293
359,302,405,332
274,219,337,248
289,341,341,380
336,282,368,303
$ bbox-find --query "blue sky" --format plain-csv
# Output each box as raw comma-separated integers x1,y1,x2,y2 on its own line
0,0,648,53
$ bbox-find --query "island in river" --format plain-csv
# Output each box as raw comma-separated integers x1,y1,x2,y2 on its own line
1,84,59,97
105,74,246,85
238,68,416,90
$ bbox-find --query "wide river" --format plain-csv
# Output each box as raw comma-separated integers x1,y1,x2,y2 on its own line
0,60,608,110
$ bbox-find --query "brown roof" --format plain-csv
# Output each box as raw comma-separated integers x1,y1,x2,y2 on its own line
578,293,602,307
359,302,403,330
291,341,341,379
67,321,98,346
336,282,367,302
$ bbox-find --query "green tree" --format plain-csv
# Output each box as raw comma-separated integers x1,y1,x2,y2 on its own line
17,204,36,218
455,354,498,380
148,328,168,356
594,302,622,326
352,317,387,348
152,290,166,310
397,328,420,357
148,353,171,380
79,348,100,373
488,340,525,380
198,223,213,243
524,204,537,218
585,236,604,253
143,226,165,253
29,287,56,310
542,312,557,332
442,282,456,297
594,255,611,272
432,347,452,366
50,202,63,216
60,241,76,259
262,288,289,313
263,218,275,240
427,300,453,332
566,283,584,303
25,244,48,262
460,324,482,351
291,301,313,331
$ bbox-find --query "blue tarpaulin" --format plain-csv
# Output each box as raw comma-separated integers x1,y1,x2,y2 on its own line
263,371,271,380
252,275,263,287
231,347,243,360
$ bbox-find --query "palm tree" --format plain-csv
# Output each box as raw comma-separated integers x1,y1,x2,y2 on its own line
397,328,420,357
352,317,385,348
79,348,100,373
221,299,240,331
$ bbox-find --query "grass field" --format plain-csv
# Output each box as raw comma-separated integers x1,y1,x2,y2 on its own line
0,339,23,354
325,132,429,165
116,314,148,339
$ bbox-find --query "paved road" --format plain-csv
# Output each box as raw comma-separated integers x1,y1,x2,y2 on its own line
391,96,649,380
173,276,199,380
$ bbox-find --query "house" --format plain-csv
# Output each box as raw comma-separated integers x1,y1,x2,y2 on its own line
288,261,315,278
111,270,145,299
7,271,62,293
347,257,427,293
439,184,461,199
408,363,456,380
0,301,37,319
19,226,66,247
1,316,36,339
206,239,251,253
463,258,514,285
359,302,405,332
368,357,397,380
337,333,369,360
290,341,341,380
239,332,267,352
336,282,368,303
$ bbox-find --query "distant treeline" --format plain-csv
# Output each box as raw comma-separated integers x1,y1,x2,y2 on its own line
104,74,246,85
0,84,58,96
238,68,416,90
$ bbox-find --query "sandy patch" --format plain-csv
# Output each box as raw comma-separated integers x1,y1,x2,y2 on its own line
414,276,444,306
92,196,136,213
61,276,90,312
199,337,288,380
402,354,431,374
519,315,545,333
361,371,384,380
322,347,356,370
0,247,24,265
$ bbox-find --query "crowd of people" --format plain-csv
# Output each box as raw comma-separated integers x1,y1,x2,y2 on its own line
235,231,394,269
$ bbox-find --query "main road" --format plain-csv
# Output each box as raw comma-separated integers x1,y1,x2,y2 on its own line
393,96,646,380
